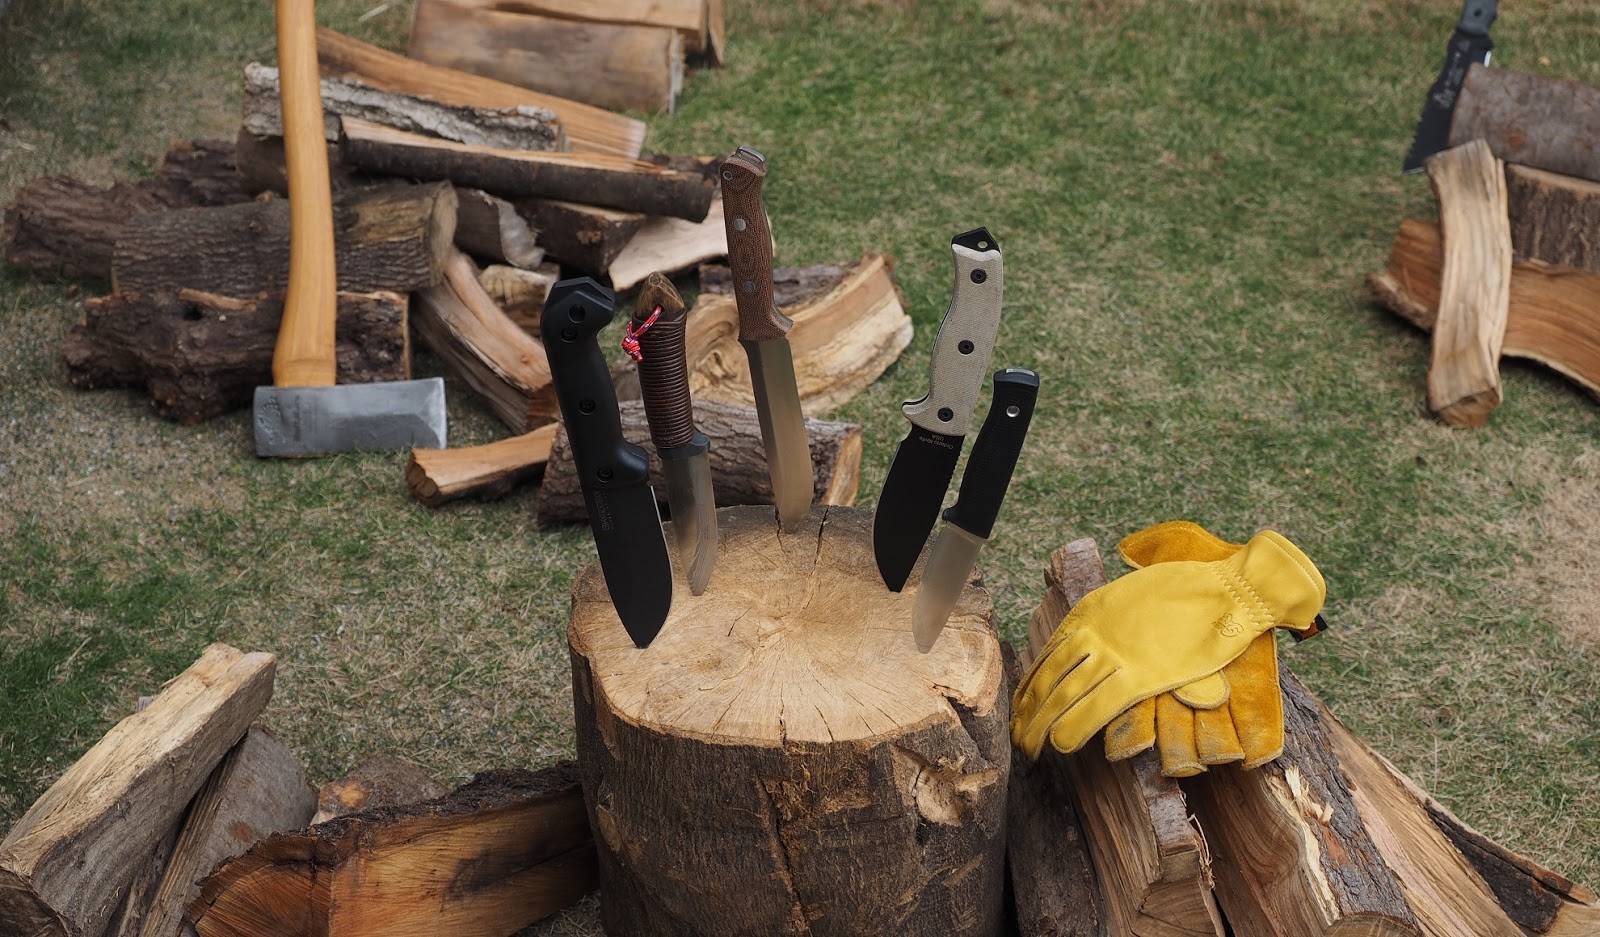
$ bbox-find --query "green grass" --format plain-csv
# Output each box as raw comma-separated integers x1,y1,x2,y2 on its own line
2,0,1598,906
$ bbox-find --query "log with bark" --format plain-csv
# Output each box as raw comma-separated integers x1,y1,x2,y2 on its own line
1367,218,1600,400
411,248,557,432
1424,139,1512,427
456,189,545,269
338,118,715,221
4,139,249,282
0,644,276,937
535,398,862,524
612,254,912,416
567,505,1011,936
1506,164,1600,273
476,262,560,333
1450,64,1600,183
312,754,448,824
241,62,564,151
409,0,685,114
63,288,411,423
606,194,727,291
188,763,596,937
233,129,359,198
1017,540,1225,937
111,181,458,298
514,199,646,276
316,27,646,158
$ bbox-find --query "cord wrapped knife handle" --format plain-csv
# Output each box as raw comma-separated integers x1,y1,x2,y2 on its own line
632,272,706,456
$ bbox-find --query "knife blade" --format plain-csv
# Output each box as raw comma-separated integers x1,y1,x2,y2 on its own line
873,227,1005,592
719,146,814,532
628,272,718,595
1401,0,1497,173
542,276,674,648
912,368,1039,652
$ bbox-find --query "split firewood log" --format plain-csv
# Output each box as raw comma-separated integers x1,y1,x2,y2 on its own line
1367,219,1600,400
411,248,557,432
406,423,561,507
1017,540,1225,937
3,140,249,282
420,0,723,66
1449,64,1600,183
567,505,1011,936
339,118,715,221
1424,139,1512,427
316,26,646,158
409,0,685,114
312,754,448,824
514,199,646,276
188,763,595,937
477,262,560,333
241,63,563,151
63,288,410,423
0,645,276,937
1506,164,1600,273
534,398,861,524
607,195,727,291
456,189,545,269
111,181,457,298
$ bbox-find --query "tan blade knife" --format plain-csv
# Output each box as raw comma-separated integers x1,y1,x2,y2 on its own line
719,146,814,532
628,273,718,594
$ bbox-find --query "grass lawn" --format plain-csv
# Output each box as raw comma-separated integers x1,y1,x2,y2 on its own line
2,0,1597,918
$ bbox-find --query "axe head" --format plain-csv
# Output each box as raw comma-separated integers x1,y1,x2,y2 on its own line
253,378,448,457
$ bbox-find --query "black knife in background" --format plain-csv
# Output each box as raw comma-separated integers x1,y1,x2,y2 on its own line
541,277,674,648
1402,0,1497,173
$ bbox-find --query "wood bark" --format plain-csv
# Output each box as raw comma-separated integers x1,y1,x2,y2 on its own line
1506,164,1600,273
406,423,560,507
339,118,715,221
1020,540,1225,937
137,726,316,937
312,754,447,824
409,0,683,114
0,644,276,937
536,398,861,524
1367,219,1600,399
411,248,557,432
233,129,359,198
1450,64,1600,183
63,288,411,423
1180,668,1418,936
514,199,646,275
4,139,249,282
477,262,560,334
316,27,646,158
241,63,563,151
112,181,458,298
1425,139,1512,426
568,504,1011,937
607,195,727,291
456,189,545,269
614,254,911,416
188,764,595,937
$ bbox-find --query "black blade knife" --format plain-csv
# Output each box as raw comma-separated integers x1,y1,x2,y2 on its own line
873,227,1004,592
1402,0,1497,173
542,277,674,648
912,368,1039,651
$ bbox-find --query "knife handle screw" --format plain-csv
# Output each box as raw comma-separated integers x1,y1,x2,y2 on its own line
938,407,954,422
597,467,614,481
970,270,987,284
959,340,975,355
579,399,597,414
561,328,578,342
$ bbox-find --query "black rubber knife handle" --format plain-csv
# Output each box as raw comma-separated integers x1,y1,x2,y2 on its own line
632,272,707,458
719,146,794,344
942,368,1039,540
1456,0,1496,36
542,277,651,491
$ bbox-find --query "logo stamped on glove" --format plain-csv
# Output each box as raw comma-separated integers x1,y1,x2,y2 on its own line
1212,612,1244,638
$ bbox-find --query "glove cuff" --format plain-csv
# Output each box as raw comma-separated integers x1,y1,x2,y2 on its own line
1117,521,1240,569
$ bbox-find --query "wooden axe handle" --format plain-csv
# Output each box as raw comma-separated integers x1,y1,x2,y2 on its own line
272,0,337,387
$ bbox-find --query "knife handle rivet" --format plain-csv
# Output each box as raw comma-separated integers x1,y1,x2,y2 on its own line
938,407,954,422
597,467,614,481
742,280,756,294
970,269,987,284
1006,405,1020,418
569,306,587,322
732,217,747,232
579,399,596,414
958,340,975,355
721,170,733,180
561,327,578,342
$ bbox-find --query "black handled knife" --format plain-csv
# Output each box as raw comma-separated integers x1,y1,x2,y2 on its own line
542,277,674,648
629,272,718,595
1402,0,1497,173
912,368,1039,652
873,227,1005,592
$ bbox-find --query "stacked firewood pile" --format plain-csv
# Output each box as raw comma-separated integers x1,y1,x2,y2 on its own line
2,25,913,519
1369,64,1600,426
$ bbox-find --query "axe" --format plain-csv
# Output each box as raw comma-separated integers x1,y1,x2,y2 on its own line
253,0,446,457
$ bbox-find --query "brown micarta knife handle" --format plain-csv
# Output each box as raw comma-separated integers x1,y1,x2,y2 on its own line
632,272,700,452
719,146,794,344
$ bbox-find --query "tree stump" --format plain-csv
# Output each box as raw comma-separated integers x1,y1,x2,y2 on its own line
567,505,1010,936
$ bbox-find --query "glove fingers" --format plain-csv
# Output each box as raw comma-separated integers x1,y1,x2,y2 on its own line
1104,698,1156,762
1040,662,1127,755
1225,633,1286,769
1154,692,1204,778
1011,643,1100,758
1171,670,1230,710
1118,521,1241,569
1195,703,1246,766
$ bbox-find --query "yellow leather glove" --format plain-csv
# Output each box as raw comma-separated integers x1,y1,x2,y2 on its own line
1011,528,1325,761
1102,521,1286,777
